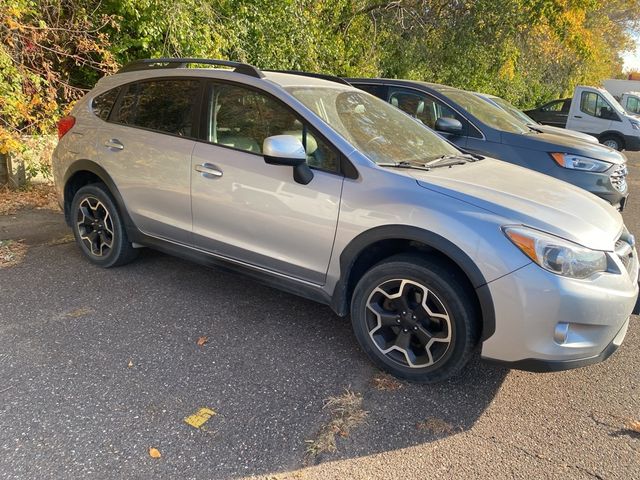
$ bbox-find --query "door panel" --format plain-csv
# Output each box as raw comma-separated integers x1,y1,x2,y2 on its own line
95,124,195,243
190,82,343,284
96,78,201,243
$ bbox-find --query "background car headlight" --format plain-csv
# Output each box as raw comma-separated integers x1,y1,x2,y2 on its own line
550,153,612,172
503,226,607,279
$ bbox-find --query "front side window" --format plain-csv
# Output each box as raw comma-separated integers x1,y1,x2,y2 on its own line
626,96,640,114
580,91,619,120
389,89,461,131
113,79,200,137
91,87,120,121
287,86,461,165
206,83,340,172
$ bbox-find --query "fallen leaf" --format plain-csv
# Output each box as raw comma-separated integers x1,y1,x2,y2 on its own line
627,420,640,433
148,447,161,459
184,407,217,429
127,360,133,368
196,336,208,347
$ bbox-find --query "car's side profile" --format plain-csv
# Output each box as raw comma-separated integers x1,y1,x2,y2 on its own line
347,78,629,211
53,59,638,383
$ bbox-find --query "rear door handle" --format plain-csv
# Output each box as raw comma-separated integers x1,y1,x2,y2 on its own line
195,163,223,179
104,139,124,150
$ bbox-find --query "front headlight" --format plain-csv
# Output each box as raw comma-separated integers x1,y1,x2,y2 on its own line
503,226,607,279
550,153,612,172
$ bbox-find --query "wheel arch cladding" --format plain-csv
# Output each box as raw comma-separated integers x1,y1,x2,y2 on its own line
63,160,135,235
331,225,496,341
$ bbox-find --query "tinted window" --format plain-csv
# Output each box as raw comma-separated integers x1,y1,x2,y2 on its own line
114,80,200,137
207,84,340,172
541,100,565,112
353,83,387,99
91,88,120,121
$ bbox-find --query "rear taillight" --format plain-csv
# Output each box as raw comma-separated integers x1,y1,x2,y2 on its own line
57,116,76,139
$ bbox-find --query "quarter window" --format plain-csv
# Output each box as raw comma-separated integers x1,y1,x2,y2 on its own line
91,88,120,121
206,83,340,172
113,79,200,137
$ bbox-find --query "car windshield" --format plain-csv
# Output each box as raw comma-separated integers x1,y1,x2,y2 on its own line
286,86,461,165
444,89,529,134
486,96,537,125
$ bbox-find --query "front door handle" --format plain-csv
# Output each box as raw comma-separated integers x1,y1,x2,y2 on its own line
573,115,582,119
195,163,223,179
104,139,124,150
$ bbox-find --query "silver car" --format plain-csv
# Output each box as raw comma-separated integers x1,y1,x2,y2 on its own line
52,58,638,383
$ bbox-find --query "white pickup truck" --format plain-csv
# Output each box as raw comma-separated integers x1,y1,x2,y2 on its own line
564,86,640,151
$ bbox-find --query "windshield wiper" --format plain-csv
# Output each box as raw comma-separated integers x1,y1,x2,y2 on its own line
377,161,431,171
425,154,476,168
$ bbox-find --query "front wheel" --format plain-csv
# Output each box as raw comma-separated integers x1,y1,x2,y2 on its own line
600,135,624,151
71,183,138,268
350,254,479,383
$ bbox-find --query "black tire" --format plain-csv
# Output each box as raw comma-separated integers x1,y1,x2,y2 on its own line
70,183,138,268
350,253,479,383
599,134,624,151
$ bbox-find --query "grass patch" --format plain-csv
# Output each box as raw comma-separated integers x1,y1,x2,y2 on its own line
0,240,27,268
371,372,404,391
305,388,368,459
0,183,59,215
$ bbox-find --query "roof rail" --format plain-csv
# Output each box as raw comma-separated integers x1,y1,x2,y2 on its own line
117,58,264,79
263,70,352,86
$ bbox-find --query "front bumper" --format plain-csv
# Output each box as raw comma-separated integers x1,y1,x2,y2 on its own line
481,260,638,372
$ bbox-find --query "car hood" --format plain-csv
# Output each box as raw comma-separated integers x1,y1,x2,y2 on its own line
408,159,622,251
502,131,626,165
529,124,599,144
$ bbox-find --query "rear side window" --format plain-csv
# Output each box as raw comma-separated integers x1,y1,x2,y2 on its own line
91,88,120,121
541,100,565,112
113,79,200,137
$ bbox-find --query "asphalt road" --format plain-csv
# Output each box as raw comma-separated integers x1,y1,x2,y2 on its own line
1,154,639,480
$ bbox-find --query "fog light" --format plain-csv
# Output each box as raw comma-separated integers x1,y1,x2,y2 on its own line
554,322,570,344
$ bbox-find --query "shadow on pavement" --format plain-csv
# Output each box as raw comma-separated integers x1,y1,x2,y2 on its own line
0,223,508,479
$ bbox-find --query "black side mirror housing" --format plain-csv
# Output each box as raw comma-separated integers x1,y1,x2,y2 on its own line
435,117,463,135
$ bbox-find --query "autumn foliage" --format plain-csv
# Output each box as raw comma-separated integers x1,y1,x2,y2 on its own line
1,0,639,163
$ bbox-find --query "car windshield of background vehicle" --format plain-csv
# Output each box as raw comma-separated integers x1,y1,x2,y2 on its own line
490,96,538,125
286,87,461,165
445,90,529,134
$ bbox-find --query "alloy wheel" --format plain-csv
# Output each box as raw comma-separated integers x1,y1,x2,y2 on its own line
366,278,452,368
76,196,114,257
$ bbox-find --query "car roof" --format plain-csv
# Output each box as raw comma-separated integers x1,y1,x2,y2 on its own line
346,77,467,94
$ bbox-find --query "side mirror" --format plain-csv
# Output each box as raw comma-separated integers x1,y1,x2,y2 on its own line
263,135,314,185
435,117,463,135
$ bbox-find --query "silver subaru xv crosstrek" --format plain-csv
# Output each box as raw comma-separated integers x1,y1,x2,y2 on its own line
52,58,638,383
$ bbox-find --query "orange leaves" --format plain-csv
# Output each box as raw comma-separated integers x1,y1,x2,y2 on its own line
196,336,208,347
148,447,161,459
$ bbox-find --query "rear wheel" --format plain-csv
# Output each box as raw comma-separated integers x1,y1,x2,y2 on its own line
350,254,479,383
71,183,138,268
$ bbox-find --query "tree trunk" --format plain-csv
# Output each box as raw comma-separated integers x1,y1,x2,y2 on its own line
0,153,9,187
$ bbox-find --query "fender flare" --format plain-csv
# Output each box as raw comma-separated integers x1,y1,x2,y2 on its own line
63,160,137,237
330,225,496,341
